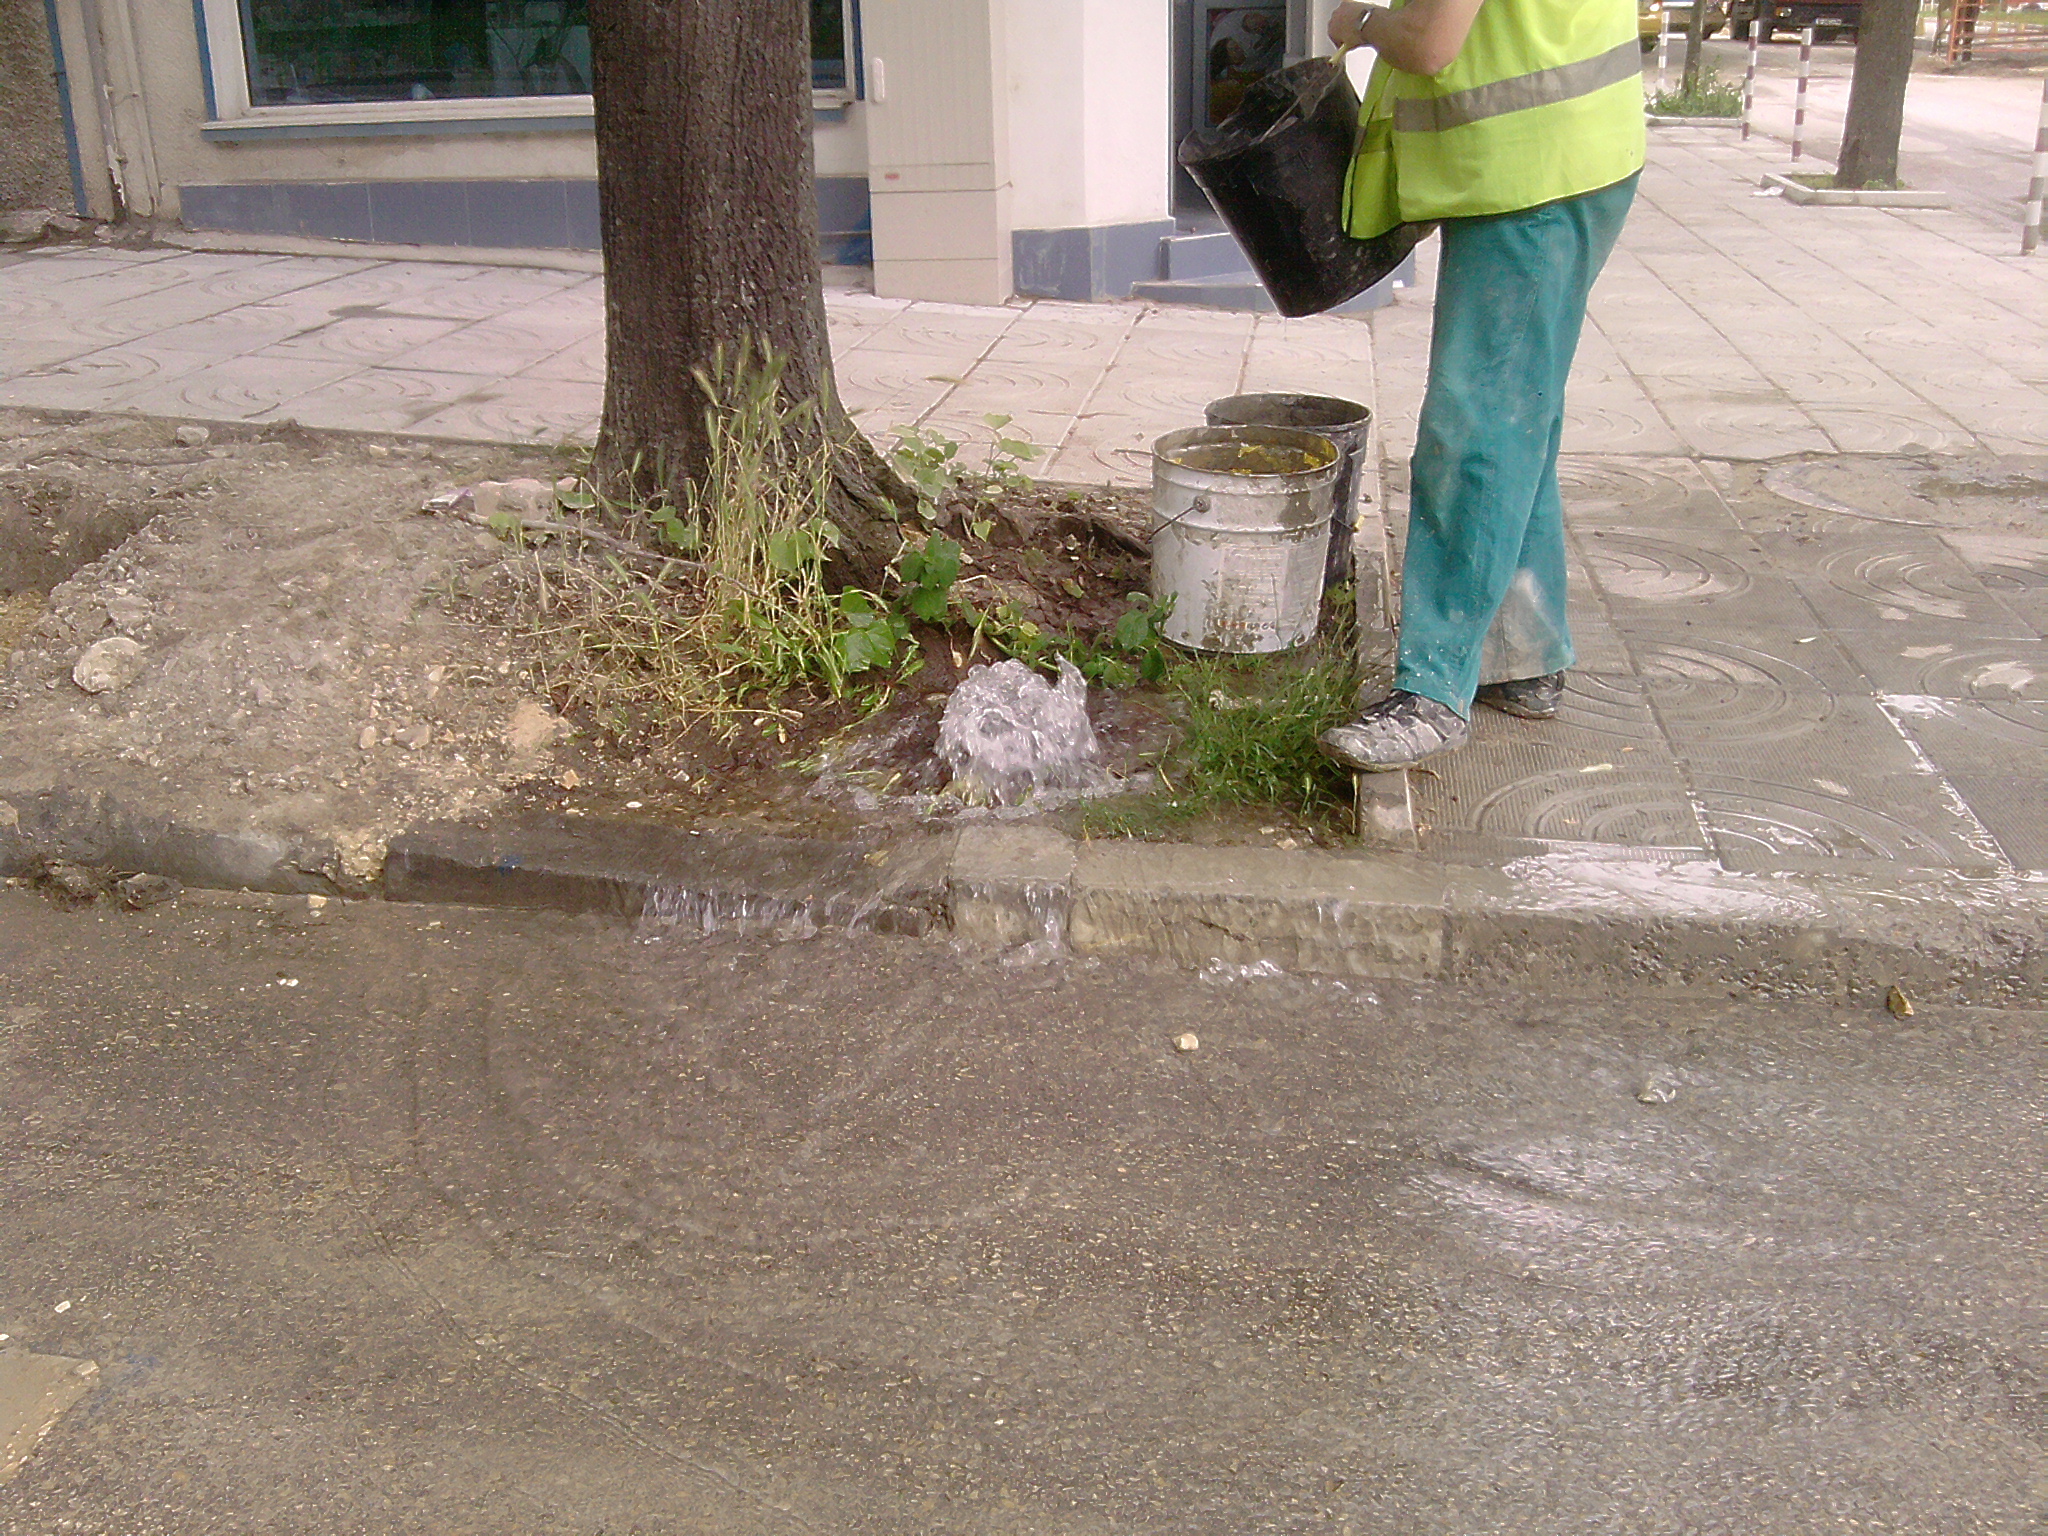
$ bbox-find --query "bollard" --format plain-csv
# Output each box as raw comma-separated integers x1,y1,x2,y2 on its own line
1741,28,1760,141
1792,29,1813,161
2026,76,2047,256
1658,2,1672,96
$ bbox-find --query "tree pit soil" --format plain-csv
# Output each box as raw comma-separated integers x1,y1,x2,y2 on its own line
0,411,1246,890
477,480,1191,837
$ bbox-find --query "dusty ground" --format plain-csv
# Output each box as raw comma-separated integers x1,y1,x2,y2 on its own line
0,411,592,885
0,410,1187,889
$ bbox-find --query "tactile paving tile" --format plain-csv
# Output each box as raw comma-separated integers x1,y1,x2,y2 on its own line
1944,777,2048,872
1882,697,2048,780
1557,456,1745,533
1415,719,1704,849
1760,532,2037,634
1690,769,2007,874
1829,632,2048,701
1619,625,1873,697
1580,527,1761,602
1655,690,1925,773
1943,531,2048,634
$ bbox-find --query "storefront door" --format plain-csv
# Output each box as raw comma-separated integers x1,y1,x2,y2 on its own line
1171,0,1312,216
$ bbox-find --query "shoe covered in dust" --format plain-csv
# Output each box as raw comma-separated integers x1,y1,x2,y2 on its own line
1317,690,1469,772
1474,670,1565,720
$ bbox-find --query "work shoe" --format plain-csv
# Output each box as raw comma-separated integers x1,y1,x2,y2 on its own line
1475,671,1565,720
1317,690,1469,772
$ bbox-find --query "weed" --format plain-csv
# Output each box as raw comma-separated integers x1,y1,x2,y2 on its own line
887,414,1045,536
520,342,878,744
1646,63,1743,116
1080,598,1361,836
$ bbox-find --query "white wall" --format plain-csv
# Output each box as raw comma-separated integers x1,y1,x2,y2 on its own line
1005,0,1171,233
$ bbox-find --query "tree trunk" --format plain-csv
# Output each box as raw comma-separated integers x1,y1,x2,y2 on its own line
587,0,911,587
1835,0,1918,188
1681,0,1707,96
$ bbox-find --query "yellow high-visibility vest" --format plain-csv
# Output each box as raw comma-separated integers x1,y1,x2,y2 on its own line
1346,0,1646,236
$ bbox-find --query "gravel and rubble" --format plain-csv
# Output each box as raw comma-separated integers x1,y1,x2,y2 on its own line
0,411,582,887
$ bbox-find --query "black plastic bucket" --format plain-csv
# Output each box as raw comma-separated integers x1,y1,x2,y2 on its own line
1206,393,1370,588
1178,57,1427,318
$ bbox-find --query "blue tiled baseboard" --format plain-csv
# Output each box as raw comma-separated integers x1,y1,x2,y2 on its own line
179,176,873,261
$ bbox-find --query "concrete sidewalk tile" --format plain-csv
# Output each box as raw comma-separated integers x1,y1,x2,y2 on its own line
0,343,218,410
1562,387,1687,456
1621,622,1871,697
858,309,1019,358
118,355,367,423
1650,393,1834,459
404,268,596,320
914,408,1071,468
925,355,1107,418
259,313,475,366
1831,632,2048,701
258,368,487,433
404,385,600,445
1691,768,2007,875
2,332,103,372
1810,406,1982,456
1091,369,1248,423
1659,689,1929,774
523,335,606,386
139,305,333,356
1417,749,1703,850
1946,776,2048,872
1769,533,2036,634
1887,697,2048,782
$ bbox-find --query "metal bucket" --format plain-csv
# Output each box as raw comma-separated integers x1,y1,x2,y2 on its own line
1205,393,1370,590
1150,426,1339,654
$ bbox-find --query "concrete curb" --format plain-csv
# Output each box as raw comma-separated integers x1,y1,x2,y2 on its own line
0,786,358,896
5,792,2041,1008
1761,172,1955,207
382,815,2044,1007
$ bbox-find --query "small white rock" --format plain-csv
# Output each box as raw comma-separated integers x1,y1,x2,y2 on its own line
1174,1032,1200,1053
174,424,210,447
358,725,379,751
1636,1077,1678,1105
73,636,146,694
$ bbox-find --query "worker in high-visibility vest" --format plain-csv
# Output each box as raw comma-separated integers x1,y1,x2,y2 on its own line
1317,0,1646,771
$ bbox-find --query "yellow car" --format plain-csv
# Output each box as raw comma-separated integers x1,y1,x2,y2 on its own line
1642,0,1730,46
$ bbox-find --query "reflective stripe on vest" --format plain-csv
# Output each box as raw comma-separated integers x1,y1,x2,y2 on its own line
1392,39,1644,134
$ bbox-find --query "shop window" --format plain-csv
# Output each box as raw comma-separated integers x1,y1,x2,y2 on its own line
241,0,591,106
812,0,854,96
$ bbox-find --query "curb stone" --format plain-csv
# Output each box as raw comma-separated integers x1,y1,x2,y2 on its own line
0,787,357,896
5,789,2041,1006
385,814,954,936
1760,172,1955,207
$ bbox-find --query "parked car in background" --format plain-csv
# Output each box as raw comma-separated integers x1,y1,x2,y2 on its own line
1728,0,1860,40
1642,0,1731,47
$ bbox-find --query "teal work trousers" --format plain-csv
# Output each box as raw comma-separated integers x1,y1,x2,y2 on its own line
1393,172,1638,717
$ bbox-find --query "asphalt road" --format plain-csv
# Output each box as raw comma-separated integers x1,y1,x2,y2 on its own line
1664,38,2047,232
1,889,2043,1534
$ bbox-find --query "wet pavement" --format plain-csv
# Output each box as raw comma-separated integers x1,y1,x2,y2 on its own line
0,890,2042,1533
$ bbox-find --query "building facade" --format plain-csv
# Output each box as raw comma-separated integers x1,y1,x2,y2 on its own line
36,0,1344,304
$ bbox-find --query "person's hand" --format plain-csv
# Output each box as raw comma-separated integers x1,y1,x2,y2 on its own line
1328,0,1373,47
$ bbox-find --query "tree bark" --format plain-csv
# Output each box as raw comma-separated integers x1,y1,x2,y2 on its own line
1835,0,1918,188
1681,0,1707,96
587,0,911,586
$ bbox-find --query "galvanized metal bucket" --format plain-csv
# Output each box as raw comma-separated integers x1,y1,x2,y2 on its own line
1204,392,1371,591
1149,426,1339,654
